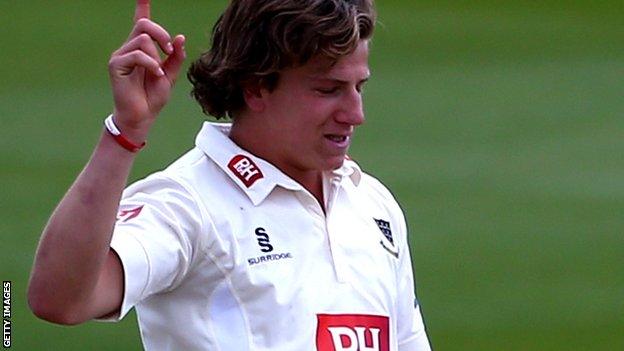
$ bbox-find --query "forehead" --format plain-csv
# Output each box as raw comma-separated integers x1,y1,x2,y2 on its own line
297,41,371,81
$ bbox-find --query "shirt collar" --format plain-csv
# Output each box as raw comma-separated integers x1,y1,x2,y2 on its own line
195,122,362,205
333,157,362,186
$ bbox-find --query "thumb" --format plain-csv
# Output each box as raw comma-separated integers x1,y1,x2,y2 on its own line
162,35,186,86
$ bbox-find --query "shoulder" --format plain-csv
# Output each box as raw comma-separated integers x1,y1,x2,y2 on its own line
124,147,218,198
348,159,403,214
345,160,409,239
121,145,242,228
116,149,218,257
359,172,398,204
120,148,217,225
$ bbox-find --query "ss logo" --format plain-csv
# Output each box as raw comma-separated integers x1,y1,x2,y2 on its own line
255,227,273,253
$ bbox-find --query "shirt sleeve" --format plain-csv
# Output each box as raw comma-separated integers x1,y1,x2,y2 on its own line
396,212,431,350
104,175,205,321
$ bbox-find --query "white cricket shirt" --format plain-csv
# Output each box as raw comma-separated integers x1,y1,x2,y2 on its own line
108,122,431,350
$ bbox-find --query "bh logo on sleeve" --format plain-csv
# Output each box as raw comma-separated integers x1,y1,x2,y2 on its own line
316,314,390,351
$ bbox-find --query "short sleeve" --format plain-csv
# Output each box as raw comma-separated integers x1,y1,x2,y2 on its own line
108,175,205,320
395,212,431,350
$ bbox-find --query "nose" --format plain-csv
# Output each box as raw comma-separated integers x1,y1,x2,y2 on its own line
335,87,365,126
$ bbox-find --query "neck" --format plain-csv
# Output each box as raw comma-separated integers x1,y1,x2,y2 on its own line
229,116,325,209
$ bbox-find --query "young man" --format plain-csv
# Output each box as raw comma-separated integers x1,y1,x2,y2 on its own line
28,0,431,350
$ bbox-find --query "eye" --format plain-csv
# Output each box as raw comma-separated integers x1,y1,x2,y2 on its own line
315,87,339,95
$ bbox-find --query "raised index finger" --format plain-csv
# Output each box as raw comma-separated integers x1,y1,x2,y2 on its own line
134,0,151,23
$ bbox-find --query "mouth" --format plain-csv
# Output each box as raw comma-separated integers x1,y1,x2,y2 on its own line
326,135,348,143
324,134,351,149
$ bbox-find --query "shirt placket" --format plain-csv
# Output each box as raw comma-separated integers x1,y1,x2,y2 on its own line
293,173,348,283
323,175,349,283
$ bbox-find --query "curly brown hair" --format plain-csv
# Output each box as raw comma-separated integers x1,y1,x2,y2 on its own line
187,0,376,119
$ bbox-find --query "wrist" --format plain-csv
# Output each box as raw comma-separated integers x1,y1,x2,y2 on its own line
104,114,147,152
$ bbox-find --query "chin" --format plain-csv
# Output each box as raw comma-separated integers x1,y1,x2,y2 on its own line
324,157,346,171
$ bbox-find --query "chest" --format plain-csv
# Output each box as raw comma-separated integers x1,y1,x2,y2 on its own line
206,188,401,315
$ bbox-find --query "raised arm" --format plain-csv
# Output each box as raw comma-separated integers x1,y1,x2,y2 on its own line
27,0,186,325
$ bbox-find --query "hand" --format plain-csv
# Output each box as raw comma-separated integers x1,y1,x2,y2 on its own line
108,0,186,140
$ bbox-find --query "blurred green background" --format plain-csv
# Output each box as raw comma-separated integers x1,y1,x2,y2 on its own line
2,1,623,350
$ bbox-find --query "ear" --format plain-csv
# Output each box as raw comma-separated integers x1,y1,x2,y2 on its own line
243,82,267,113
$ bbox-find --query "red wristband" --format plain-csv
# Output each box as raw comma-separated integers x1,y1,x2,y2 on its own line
104,114,146,152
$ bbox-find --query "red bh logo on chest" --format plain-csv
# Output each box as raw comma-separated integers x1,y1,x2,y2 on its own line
316,314,390,351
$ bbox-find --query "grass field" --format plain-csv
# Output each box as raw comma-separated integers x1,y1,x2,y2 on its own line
2,1,623,350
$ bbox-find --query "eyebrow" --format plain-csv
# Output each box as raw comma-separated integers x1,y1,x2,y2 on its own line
308,75,371,85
